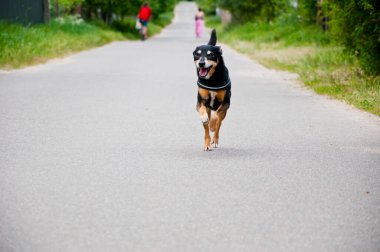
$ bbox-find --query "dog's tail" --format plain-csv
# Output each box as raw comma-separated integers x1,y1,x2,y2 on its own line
208,29,217,46
209,114,218,132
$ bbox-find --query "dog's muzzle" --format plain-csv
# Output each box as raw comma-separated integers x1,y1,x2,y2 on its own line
197,58,210,77
198,66,211,77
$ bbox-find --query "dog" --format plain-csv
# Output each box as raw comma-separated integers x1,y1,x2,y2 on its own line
193,29,231,151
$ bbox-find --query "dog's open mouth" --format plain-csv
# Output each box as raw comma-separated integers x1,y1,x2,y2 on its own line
198,67,211,77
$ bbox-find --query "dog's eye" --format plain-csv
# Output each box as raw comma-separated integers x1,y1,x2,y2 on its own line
193,52,201,59
207,53,215,59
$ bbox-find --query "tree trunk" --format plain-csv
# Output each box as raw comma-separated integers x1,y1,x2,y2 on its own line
54,0,59,17
43,0,50,22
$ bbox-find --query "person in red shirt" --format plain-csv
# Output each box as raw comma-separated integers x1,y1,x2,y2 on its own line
138,2,152,41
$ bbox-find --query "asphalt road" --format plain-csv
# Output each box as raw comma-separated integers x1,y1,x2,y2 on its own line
1,2,380,252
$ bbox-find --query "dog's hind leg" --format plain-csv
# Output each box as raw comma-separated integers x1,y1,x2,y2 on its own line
203,122,212,151
211,103,229,148
211,112,225,148
203,108,212,151
209,114,217,133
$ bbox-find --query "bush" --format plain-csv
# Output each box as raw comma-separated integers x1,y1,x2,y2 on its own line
328,0,380,75
111,12,173,39
154,12,174,27
297,0,318,24
111,18,140,39
217,0,291,22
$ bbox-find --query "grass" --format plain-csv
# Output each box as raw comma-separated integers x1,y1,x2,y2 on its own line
206,15,380,116
0,16,125,69
0,11,174,69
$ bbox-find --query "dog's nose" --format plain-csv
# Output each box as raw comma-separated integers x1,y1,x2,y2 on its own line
199,60,205,67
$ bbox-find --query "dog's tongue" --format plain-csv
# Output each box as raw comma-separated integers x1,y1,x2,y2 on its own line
199,67,208,76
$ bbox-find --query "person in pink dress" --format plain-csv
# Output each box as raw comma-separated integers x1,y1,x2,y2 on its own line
195,8,204,38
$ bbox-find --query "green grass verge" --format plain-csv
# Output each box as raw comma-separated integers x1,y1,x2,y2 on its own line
0,11,174,69
207,15,380,117
0,16,125,69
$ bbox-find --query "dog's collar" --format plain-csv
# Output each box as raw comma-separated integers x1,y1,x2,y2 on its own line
197,77,231,90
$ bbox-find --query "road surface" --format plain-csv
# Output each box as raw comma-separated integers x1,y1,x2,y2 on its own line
1,2,380,251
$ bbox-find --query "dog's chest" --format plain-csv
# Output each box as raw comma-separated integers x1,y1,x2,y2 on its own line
209,91,217,107
198,88,226,110
206,90,224,110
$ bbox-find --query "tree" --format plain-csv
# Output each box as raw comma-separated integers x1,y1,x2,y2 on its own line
327,0,380,74
44,0,50,22
217,0,291,22
81,0,178,24
297,0,318,24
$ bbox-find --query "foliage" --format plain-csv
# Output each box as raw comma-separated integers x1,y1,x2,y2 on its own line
58,0,84,10
217,0,291,22
81,0,178,21
195,0,218,14
51,0,178,26
111,12,173,39
326,0,380,75
205,12,380,116
211,10,330,46
297,0,318,24
201,0,379,75
0,0,177,69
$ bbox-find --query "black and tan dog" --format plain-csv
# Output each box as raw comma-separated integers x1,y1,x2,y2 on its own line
193,29,231,151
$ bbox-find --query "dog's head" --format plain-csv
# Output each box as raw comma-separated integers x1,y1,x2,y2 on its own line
193,29,223,79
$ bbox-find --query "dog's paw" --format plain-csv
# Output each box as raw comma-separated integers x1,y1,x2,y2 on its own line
204,144,212,151
200,114,209,125
211,139,219,148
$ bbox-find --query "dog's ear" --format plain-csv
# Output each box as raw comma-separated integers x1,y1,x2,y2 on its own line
208,29,217,46
216,46,222,55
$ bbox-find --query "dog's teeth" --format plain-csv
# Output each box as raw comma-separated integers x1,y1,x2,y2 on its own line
199,67,208,77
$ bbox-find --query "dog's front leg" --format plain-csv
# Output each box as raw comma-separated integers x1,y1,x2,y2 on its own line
198,104,212,151
198,104,209,125
197,88,212,151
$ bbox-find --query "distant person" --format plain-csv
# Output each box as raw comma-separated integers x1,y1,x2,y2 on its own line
138,2,152,41
195,7,204,38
